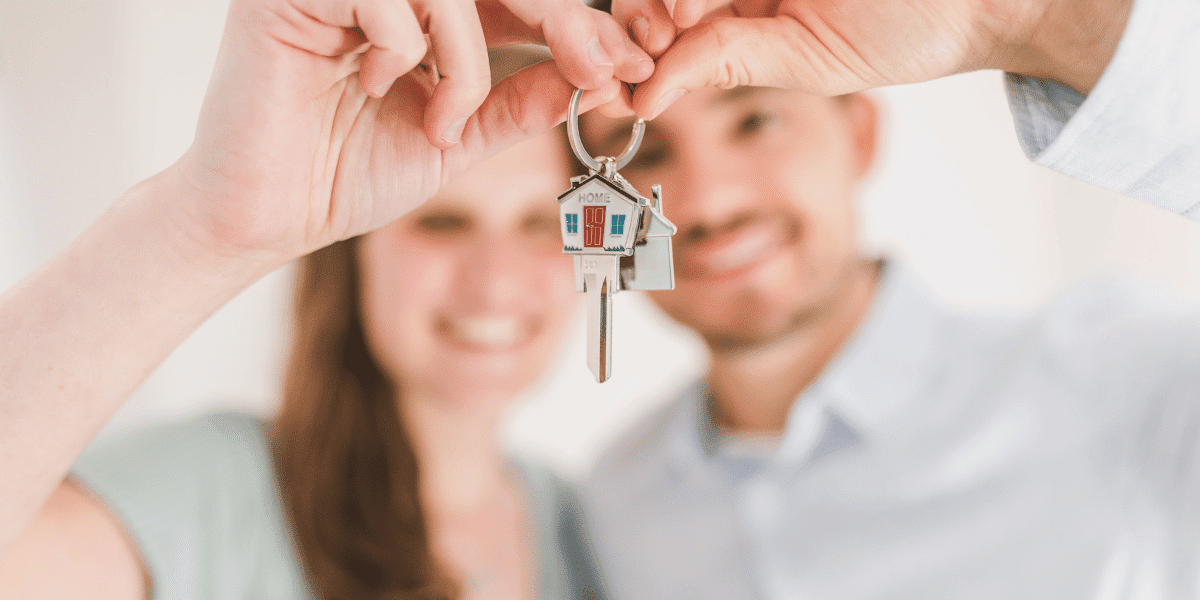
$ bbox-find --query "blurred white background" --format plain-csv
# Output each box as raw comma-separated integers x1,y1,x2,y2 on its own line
3,1,1199,479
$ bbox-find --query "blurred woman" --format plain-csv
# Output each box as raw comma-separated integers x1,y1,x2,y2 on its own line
86,125,590,600
2,124,599,600
0,0,649,579
0,0,653,590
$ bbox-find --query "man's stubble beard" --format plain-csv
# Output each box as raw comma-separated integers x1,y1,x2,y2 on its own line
692,257,881,357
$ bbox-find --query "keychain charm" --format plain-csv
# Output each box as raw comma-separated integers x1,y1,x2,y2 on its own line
558,88,677,382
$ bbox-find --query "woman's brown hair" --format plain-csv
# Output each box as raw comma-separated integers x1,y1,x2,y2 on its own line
273,238,455,600
271,45,573,600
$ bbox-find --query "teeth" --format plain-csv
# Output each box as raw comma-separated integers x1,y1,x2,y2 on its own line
449,317,523,349
705,229,775,273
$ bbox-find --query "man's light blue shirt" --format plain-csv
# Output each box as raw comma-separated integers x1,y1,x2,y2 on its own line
580,263,1200,599
579,0,1200,596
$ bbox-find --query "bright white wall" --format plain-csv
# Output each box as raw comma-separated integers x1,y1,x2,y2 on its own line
3,2,1199,479
0,0,293,433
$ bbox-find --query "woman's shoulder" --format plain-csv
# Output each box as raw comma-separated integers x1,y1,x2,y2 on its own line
70,412,310,600
72,412,271,493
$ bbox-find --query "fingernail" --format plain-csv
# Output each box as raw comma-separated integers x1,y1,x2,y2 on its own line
372,80,392,98
629,17,650,47
625,38,654,71
664,0,677,19
588,37,613,68
652,89,686,119
441,117,468,145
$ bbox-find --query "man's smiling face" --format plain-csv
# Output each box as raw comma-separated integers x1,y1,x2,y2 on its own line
582,87,879,348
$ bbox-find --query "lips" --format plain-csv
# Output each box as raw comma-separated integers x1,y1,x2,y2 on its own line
439,315,533,351
675,215,796,281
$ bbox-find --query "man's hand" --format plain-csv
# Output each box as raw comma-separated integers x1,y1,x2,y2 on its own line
173,0,652,265
612,0,1132,120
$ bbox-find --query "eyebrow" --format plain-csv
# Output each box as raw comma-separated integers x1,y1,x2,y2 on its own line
715,86,753,103
595,87,772,150
714,86,767,104
598,118,642,154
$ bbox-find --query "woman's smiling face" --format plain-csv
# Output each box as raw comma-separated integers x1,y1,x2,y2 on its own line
357,130,577,407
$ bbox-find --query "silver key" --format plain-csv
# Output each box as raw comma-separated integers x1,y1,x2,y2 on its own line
579,254,618,381
558,89,676,382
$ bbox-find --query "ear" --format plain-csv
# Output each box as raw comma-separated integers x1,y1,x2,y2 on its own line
843,93,880,182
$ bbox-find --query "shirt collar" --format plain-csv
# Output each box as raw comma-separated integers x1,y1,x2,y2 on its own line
809,260,953,438
662,260,954,475
662,380,717,476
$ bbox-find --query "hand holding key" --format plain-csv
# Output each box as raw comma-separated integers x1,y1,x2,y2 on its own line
614,0,1133,119
176,0,654,264
559,89,677,382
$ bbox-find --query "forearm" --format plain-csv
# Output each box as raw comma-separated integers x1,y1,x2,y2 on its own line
0,168,282,556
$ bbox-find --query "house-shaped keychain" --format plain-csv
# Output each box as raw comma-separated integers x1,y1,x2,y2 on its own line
558,88,677,381
558,172,676,293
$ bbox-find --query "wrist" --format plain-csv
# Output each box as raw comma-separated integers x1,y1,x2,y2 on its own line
119,166,290,290
986,0,1133,93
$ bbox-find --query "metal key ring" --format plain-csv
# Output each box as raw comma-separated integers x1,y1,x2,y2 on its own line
567,88,645,172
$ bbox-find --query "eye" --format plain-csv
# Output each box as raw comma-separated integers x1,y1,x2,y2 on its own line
627,143,669,172
522,212,561,241
412,211,470,237
735,111,773,138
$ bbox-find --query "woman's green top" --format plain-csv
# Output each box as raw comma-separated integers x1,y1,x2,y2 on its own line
71,413,604,600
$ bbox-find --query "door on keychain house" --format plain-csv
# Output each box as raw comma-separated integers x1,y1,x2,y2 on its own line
583,205,606,248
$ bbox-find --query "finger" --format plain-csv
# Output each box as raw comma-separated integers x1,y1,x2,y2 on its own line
355,1,428,97
257,0,368,57
595,11,655,84
476,0,651,85
597,84,638,119
729,0,777,19
420,0,493,147
450,61,623,168
477,0,546,46
631,15,869,119
498,0,619,89
288,0,429,94
612,0,677,58
671,0,731,28
477,0,650,85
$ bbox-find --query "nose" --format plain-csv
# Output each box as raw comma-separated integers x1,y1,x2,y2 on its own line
456,232,532,311
666,141,758,237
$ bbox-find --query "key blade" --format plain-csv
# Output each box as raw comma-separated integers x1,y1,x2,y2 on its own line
584,256,618,383
588,277,611,382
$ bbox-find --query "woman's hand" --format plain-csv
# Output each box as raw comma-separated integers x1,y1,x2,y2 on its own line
171,0,652,264
0,0,652,558
611,0,1132,120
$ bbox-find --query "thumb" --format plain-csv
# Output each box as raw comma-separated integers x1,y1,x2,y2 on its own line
630,15,873,120
450,61,623,168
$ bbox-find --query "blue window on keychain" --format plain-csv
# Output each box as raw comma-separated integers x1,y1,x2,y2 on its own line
610,214,626,235
565,213,578,234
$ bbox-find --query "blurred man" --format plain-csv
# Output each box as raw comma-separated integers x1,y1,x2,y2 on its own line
576,85,1200,598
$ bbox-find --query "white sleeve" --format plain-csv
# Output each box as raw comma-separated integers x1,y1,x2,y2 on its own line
1004,0,1200,216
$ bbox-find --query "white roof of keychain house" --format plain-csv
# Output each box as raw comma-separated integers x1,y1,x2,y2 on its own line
556,174,641,206
558,175,641,253
557,174,677,236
